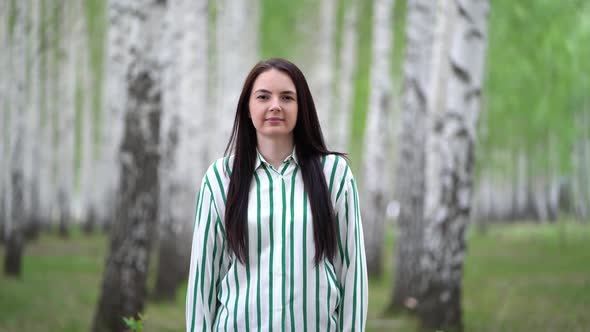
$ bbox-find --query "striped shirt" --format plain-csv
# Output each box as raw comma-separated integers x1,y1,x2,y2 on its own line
186,150,368,332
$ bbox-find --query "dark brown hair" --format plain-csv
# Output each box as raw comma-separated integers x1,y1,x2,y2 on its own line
224,58,344,265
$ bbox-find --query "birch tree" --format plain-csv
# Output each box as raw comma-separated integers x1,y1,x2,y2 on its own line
0,0,10,241
153,0,209,300
92,0,165,330
94,0,134,232
4,0,28,277
81,0,108,233
390,0,436,313
214,0,259,157
24,0,42,240
80,5,96,234
52,1,77,237
361,0,394,277
333,0,359,152
315,0,337,138
419,0,490,329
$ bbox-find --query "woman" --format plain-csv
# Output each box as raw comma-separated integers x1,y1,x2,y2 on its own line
186,58,367,332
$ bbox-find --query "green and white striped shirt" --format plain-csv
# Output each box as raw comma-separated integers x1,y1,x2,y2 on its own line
186,150,368,332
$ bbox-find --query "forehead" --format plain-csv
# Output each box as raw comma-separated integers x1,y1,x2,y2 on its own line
252,69,296,92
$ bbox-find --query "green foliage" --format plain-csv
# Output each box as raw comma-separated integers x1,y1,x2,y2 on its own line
482,0,590,173
260,0,307,59
122,313,146,332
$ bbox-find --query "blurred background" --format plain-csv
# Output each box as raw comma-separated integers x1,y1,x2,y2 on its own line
1,0,589,331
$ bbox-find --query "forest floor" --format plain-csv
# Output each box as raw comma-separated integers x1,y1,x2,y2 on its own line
1,221,589,332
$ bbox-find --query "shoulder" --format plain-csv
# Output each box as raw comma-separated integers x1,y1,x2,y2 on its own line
321,154,356,203
321,154,353,180
201,156,233,197
203,156,234,180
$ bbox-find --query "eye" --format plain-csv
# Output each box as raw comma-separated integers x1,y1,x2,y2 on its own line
256,94,269,100
282,95,295,101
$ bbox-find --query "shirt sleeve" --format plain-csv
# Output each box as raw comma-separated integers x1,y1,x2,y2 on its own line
335,172,368,331
186,175,227,332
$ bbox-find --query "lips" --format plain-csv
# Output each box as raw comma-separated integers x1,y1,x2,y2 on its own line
265,118,284,121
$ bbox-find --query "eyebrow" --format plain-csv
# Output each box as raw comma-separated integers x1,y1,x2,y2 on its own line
254,88,296,95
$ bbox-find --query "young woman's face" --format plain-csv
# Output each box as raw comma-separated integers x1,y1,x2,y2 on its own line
249,69,298,139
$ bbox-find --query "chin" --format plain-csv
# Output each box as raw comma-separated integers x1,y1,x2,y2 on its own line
260,130,294,138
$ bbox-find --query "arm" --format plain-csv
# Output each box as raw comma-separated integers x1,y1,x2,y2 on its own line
335,174,368,331
186,177,227,332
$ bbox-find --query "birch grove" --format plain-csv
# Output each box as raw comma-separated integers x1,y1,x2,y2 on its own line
153,0,209,300
419,0,490,329
390,0,435,312
92,0,166,330
95,0,132,232
333,0,359,151
214,0,260,157
24,0,42,240
0,0,10,240
4,0,28,276
1,1,588,330
56,0,79,237
361,0,394,277
315,0,337,138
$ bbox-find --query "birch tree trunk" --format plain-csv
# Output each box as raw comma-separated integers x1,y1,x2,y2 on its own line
92,0,165,330
390,0,436,313
361,0,394,277
4,0,28,277
333,0,359,152
54,1,78,237
38,0,58,232
82,0,108,234
80,9,96,234
315,0,337,138
24,0,42,240
572,111,589,222
214,0,259,157
153,0,209,300
0,0,10,241
95,0,135,232
419,0,490,329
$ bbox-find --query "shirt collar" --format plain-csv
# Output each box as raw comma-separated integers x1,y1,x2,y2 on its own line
254,146,298,171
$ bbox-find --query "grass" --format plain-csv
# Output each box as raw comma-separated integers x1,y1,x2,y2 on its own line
1,222,589,331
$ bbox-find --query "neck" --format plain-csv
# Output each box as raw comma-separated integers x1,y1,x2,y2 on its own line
257,134,294,170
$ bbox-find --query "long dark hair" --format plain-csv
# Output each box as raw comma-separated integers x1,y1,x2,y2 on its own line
224,58,344,265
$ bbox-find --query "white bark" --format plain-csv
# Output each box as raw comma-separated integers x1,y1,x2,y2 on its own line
333,0,359,152
361,0,394,277
420,0,490,329
155,0,209,299
314,0,337,137
25,0,42,237
572,111,590,222
0,0,10,232
4,0,27,275
214,0,259,157
96,0,136,227
391,0,436,311
515,150,528,218
79,8,96,230
93,0,166,330
38,1,54,226
55,1,80,233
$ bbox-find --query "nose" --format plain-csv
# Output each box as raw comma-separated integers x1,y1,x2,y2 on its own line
269,97,282,112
